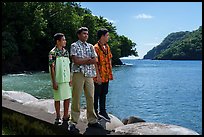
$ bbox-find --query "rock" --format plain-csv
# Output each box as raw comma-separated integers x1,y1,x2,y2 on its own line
114,59,124,65
122,116,145,125
127,116,145,124
98,114,124,131
79,109,124,131
114,122,199,135
2,90,38,104
122,118,129,125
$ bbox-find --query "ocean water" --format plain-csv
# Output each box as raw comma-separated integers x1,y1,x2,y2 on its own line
2,60,202,134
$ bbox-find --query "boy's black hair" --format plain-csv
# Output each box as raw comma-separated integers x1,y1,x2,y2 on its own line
54,33,64,44
76,27,88,35
97,28,109,40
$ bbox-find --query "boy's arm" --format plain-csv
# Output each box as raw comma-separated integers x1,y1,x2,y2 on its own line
50,63,58,90
93,46,101,83
94,63,102,84
69,60,72,86
72,55,91,65
71,56,97,65
69,72,73,86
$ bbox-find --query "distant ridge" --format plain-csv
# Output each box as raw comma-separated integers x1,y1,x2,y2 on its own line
143,26,202,60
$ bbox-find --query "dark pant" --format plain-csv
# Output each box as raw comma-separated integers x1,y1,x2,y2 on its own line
94,81,109,113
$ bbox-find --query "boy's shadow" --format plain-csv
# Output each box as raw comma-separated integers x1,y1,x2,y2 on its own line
83,118,111,135
83,127,110,135
60,121,80,135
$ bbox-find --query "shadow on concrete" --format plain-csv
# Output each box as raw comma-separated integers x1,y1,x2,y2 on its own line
83,127,111,135
59,122,80,135
2,96,116,135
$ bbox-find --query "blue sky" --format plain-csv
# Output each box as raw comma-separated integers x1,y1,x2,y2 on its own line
79,2,202,59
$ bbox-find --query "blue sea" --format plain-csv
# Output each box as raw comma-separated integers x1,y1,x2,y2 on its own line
2,59,202,134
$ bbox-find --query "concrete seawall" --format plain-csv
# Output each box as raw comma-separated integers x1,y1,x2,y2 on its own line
2,91,120,135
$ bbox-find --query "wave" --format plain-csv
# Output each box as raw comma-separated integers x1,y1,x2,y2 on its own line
8,74,28,77
124,63,134,66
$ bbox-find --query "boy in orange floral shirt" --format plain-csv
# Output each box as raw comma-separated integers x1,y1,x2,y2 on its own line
93,28,113,121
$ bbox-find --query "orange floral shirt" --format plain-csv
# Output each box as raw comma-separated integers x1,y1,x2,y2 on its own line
93,42,113,82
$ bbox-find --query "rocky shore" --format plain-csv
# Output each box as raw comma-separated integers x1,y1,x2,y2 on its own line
2,90,199,135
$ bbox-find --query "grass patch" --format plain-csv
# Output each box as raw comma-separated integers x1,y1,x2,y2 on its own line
2,112,56,135
2,126,16,135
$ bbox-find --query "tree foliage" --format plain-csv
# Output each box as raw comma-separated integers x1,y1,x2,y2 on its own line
2,2,138,74
143,31,188,59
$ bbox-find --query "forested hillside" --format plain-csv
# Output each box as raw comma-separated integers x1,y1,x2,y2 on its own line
2,2,138,74
143,26,202,60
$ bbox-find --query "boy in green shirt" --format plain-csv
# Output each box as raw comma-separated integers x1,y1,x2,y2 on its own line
49,33,72,125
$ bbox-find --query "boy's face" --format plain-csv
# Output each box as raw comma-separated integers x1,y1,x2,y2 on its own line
58,36,66,47
103,32,109,43
78,30,89,42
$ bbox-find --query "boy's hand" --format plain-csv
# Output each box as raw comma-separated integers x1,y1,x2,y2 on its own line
53,81,58,90
69,80,72,87
96,75,102,85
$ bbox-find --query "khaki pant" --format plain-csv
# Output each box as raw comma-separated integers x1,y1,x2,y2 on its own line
70,72,97,124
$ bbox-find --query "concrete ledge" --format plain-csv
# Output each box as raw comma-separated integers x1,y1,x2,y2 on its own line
2,96,114,135
2,97,71,135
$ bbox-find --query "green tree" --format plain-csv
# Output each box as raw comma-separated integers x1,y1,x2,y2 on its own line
2,2,138,74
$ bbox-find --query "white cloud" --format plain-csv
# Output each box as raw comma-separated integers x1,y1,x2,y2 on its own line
90,14,117,24
134,14,154,19
104,17,117,24
91,13,98,17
